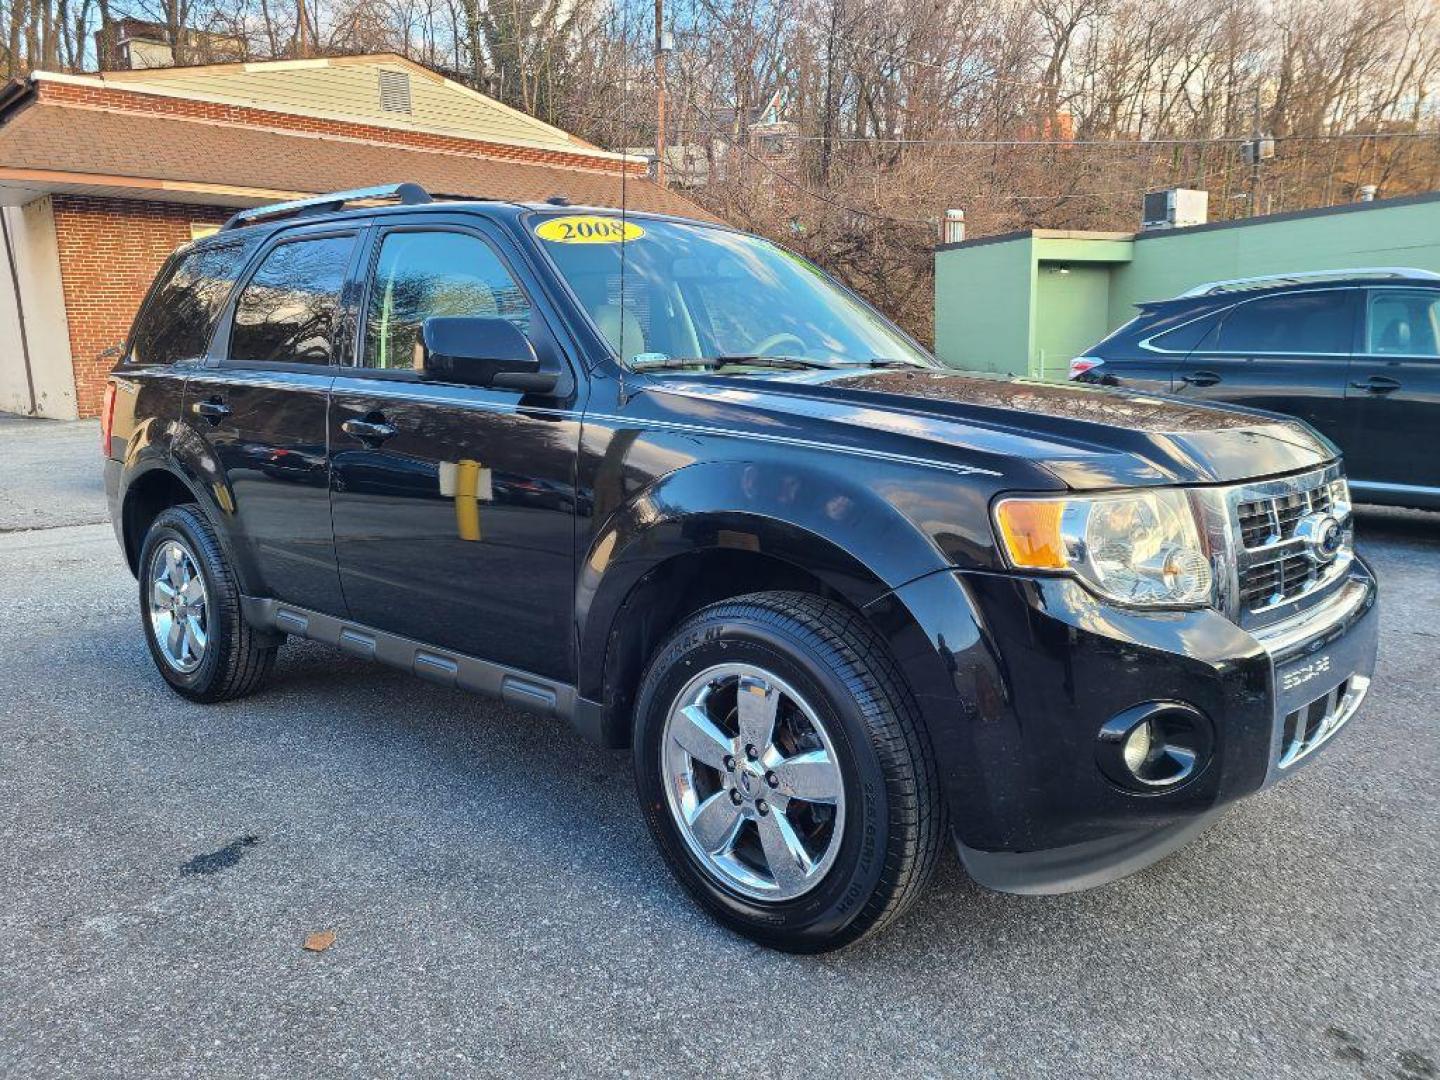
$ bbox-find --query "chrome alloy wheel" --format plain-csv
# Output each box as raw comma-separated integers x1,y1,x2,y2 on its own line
662,663,846,902
147,539,209,674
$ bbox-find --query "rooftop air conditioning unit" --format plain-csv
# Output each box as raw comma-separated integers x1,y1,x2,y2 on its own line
1142,188,1209,231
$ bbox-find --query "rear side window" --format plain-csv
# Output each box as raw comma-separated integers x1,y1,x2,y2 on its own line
230,235,356,364
128,240,255,365
1367,290,1440,357
1147,311,1221,353
1215,291,1353,354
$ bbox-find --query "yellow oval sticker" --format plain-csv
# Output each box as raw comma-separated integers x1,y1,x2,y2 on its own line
535,215,645,244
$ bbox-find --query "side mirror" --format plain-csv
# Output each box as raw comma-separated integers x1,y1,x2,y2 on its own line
420,316,558,393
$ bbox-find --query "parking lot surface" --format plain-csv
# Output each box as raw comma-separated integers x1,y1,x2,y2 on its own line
1,414,1436,1078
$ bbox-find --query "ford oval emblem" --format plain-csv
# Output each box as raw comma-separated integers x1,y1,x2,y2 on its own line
1296,513,1343,563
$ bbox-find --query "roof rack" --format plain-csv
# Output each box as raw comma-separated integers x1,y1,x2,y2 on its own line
1178,267,1440,298
220,183,433,231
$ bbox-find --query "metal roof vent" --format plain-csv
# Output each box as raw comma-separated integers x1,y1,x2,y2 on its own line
378,70,413,114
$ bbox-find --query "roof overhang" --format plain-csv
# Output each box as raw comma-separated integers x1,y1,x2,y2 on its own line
0,167,304,209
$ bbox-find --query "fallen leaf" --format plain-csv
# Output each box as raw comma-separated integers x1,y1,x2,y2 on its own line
302,930,336,953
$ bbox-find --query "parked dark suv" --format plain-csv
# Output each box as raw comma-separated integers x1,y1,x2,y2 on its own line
104,185,1379,951
1070,268,1440,510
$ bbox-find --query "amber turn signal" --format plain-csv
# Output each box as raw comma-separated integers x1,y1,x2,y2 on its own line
993,498,1068,570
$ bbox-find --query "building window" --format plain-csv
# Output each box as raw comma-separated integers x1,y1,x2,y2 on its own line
378,70,413,114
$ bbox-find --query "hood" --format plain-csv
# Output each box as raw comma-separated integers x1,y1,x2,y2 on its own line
646,368,1335,489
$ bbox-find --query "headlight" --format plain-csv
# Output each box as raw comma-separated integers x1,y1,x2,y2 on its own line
993,488,1213,608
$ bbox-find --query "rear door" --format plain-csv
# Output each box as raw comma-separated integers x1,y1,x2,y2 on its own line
188,222,365,615
112,238,259,459
327,217,582,681
1345,287,1440,493
1172,288,1356,447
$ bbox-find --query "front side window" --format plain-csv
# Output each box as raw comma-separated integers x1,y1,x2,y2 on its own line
362,231,531,370
1367,290,1440,357
230,235,356,365
1215,291,1353,355
129,239,257,365
533,213,934,369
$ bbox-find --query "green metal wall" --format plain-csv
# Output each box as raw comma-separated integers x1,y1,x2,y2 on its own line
1033,263,1112,381
933,235,1034,374
933,194,1440,379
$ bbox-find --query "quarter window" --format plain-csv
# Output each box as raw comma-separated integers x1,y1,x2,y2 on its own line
362,231,531,370
1367,290,1440,357
230,235,356,365
1214,291,1353,354
128,239,256,365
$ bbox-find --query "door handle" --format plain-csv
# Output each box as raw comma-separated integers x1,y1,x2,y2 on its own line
342,416,398,445
1349,375,1401,394
193,398,231,423
1179,370,1221,387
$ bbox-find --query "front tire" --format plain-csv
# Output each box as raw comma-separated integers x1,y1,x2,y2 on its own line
634,592,943,952
138,504,276,702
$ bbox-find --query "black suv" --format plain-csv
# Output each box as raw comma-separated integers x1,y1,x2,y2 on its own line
1070,268,1440,510
104,185,1379,952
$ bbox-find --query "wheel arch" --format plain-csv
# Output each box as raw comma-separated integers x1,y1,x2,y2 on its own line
576,461,961,749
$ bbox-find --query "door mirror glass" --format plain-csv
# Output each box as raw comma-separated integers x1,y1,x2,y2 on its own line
421,316,554,391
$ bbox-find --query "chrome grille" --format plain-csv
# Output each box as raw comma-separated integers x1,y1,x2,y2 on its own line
1236,485,1333,549
1206,464,1352,626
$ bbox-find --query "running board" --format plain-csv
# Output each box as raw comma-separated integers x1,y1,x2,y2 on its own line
240,597,608,741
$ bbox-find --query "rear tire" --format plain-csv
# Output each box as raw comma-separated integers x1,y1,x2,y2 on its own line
138,504,276,702
633,591,943,952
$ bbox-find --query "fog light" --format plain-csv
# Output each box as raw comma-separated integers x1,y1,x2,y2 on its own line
1122,721,1153,775
1097,703,1213,792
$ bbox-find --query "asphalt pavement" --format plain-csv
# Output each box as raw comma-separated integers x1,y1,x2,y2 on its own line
1,414,1436,1078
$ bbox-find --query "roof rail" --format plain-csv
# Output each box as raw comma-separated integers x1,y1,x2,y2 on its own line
220,183,433,231
1178,267,1440,298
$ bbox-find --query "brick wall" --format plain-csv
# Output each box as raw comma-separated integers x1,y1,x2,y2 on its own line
51,195,230,416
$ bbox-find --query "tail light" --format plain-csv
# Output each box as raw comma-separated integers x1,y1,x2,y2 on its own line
100,382,117,457
1068,356,1103,380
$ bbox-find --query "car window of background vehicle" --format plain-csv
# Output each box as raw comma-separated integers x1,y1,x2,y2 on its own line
230,235,356,365
1215,291,1353,354
1367,290,1440,356
363,231,532,369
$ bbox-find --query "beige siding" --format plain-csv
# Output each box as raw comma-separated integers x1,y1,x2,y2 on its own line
119,59,583,151
0,197,77,419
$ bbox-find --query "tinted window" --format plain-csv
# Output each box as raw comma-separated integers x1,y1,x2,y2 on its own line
362,231,531,369
1367,290,1440,357
128,240,255,365
1149,311,1221,353
230,235,355,364
1215,291,1353,354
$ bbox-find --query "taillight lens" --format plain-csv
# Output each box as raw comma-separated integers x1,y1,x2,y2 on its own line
1068,356,1103,380
100,382,117,456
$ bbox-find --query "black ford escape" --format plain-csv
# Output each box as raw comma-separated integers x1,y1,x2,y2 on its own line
104,184,1379,952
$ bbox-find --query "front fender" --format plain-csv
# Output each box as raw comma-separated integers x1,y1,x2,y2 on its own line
575,459,956,703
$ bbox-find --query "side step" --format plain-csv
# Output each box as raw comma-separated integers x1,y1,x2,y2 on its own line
242,597,594,730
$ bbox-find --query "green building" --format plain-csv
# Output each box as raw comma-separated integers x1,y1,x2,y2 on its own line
933,191,1440,380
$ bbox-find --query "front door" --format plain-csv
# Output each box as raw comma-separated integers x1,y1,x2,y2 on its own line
1345,288,1440,494
190,225,363,615
327,221,582,681
1171,289,1356,449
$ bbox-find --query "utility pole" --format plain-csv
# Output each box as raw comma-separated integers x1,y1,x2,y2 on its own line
1246,89,1261,217
296,0,307,58
654,0,667,186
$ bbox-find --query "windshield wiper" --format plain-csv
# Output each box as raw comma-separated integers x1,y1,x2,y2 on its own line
629,354,839,373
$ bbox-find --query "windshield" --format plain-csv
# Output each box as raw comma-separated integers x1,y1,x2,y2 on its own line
530,213,935,371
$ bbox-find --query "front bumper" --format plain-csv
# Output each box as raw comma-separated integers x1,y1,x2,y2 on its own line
913,557,1378,894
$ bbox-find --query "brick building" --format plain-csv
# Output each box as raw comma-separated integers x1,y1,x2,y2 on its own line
0,54,708,418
